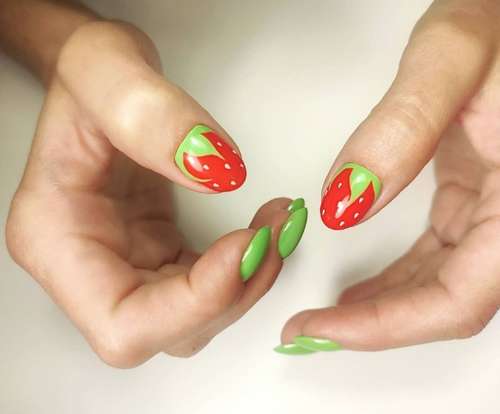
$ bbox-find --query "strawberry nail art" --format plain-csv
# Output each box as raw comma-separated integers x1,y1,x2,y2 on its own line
175,125,246,192
320,162,381,230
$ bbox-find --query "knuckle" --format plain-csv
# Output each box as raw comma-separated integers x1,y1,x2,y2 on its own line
5,212,22,265
196,297,228,322
454,303,495,339
412,6,494,54
92,326,144,369
5,195,33,270
166,337,212,358
110,80,180,138
398,95,436,137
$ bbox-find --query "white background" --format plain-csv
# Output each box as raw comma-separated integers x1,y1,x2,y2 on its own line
1,1,499,413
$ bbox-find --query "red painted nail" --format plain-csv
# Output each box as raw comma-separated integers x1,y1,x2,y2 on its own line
320,163,381,230
175,125,246,192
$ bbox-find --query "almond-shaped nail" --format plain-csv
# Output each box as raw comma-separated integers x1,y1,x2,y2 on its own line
293,336,342,352
174,124,246,192
320,162,381,230
278,205,308,259
287,197,305,213
240,226,271,282
274,343,317,355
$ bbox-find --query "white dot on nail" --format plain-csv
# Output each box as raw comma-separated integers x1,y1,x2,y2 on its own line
224,163,231,170
230,180,237,186
240,163,244,168
359,197,364,203
339,221,345,227
216,142,222,147
232,149,237,154
354,212,360,219
321,209,326,216
202,164,209,170
338,182,342,188
213,183,220,188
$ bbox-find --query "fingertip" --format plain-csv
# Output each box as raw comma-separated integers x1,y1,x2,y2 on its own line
174,124,247,193
280,309,315,344
320,162,382,231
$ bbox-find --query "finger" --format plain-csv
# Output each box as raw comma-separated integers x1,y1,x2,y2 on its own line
126,198,295,361
280,220,500,352
58,22,246,193
320,1,493,230
17,198,295,367
166,197,309,357
337,229,442,304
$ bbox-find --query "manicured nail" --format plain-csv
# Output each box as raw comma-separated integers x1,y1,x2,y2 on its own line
293,336,343,352
274,343,317,355
287,197,305,213
320,162,381,230
240,226,271,282
278,205,308,259
175,124,246,192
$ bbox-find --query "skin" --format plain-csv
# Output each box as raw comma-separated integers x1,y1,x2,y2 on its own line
1,2,291,367
2,0,500,365
282,0,500,350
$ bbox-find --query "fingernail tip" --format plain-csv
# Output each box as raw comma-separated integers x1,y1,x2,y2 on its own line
293,336,343,352
273,343,317,355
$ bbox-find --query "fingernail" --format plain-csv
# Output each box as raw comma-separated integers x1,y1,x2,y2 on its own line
287,197,305,213
293,336,343,352
320,162,381,230
278,204,308,259
240,226,271,282
274,343,317,355
174,124,246,192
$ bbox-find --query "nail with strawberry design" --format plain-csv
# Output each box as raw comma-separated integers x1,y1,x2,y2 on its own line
175,125,246,192
320,162,381,230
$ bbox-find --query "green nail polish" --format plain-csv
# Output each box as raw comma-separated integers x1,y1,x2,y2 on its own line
240,226,271,282
293,336,342,352
278,207,308,259
287,197,305,213
274,343,317,355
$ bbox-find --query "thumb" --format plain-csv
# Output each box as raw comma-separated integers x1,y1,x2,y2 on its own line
102,77,247,193
320,3,492,230
58,22,246,193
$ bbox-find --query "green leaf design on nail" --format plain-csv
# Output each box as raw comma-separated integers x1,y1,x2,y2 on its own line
174,125,223,182
342,162,381,203
240,226,271,282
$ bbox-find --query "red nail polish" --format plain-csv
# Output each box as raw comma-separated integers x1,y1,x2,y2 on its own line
175,125,246,192
320,163,381,230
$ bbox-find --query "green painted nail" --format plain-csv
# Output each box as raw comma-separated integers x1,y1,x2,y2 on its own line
240,226,271,282
274,343,317,355
293,336,342,352
287,197,305,213
278,207,308,259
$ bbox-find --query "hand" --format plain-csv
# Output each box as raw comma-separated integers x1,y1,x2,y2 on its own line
5,21,307,367
279,0,500,354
